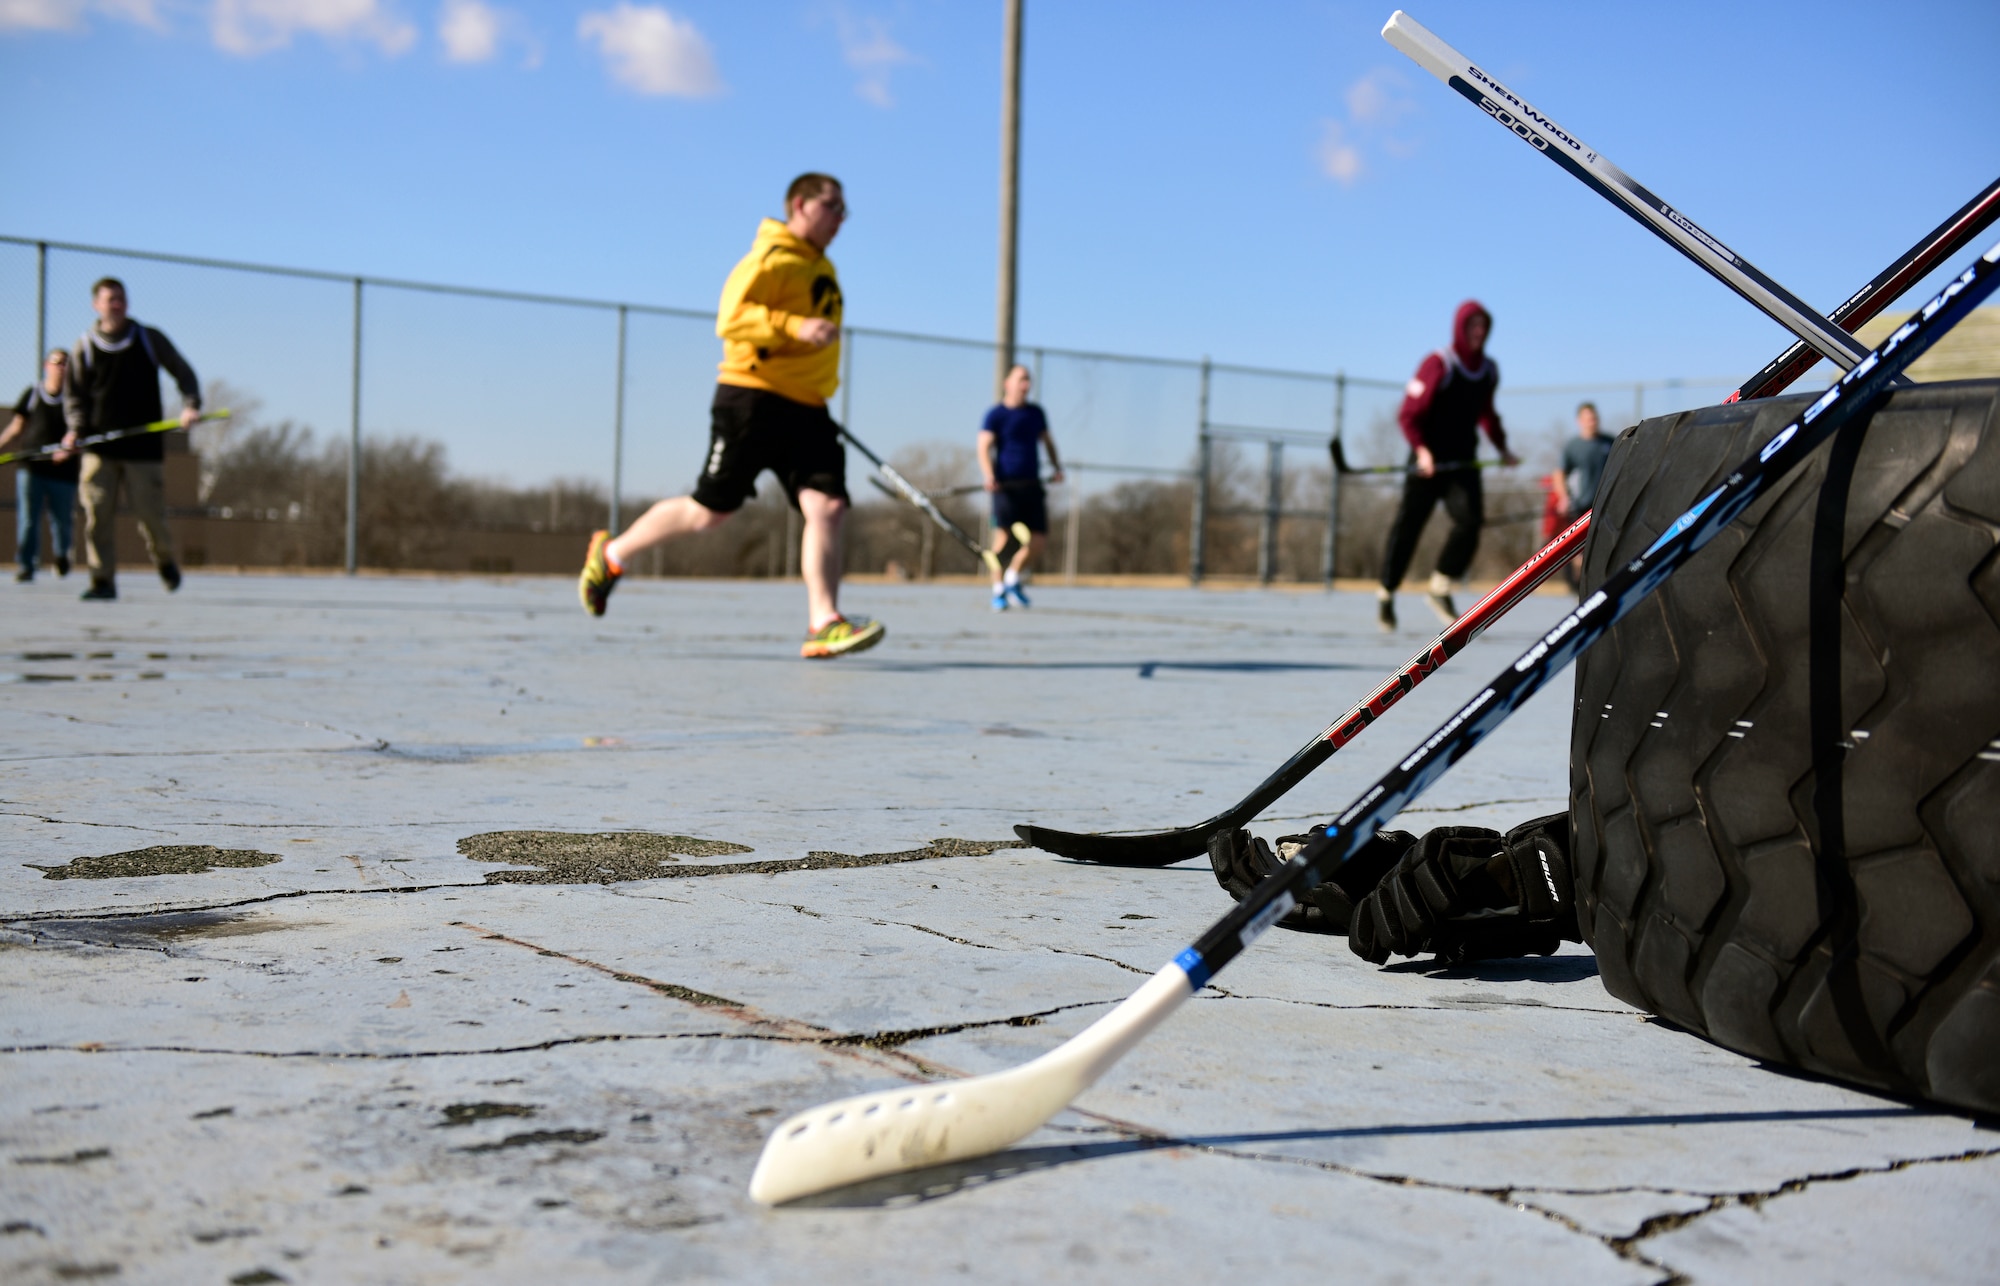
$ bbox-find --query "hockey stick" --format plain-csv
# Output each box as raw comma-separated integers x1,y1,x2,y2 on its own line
1384,10,1885,377
0,408,231,467
1016,178,2000,868
841,428,1003,577
935,476,1057,498
1725,176,2000,403
1331,437,1496,477
748,237,2000,1207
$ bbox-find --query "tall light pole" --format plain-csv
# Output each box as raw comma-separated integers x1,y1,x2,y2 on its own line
995,0,1022,397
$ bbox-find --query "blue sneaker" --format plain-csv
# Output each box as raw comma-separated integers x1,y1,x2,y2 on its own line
1005,580,1031,609
990,588,1010,612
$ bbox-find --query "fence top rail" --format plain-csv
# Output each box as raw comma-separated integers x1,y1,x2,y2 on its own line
5,231,1747,397
1065,460,1196,477
1204,424,1336,445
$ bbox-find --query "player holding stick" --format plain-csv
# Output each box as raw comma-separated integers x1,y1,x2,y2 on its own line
62,278,202,601
1376,299,1518,630
579,174,884,658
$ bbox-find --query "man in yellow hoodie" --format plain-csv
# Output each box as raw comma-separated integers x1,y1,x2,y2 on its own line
578,173,883,658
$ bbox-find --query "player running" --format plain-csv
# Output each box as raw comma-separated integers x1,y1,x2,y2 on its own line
61,278,202,601
1376,299,1518,631
578,174,882,658
977,363,1063,610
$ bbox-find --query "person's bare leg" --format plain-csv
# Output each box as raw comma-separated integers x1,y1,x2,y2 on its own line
1009,532,1046,579
607,496,729,566
798,488,846,627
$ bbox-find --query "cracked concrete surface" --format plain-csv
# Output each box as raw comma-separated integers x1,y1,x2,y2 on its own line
3,574,1994,1284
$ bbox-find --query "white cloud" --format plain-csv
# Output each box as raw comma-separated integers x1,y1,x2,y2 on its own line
577,3,720,97
1315,67,1419,187
1317,120,1362,186
211,0,417,57
1344,67,1412,125
437,0,494,61
0,0,160,33
834,9,913,109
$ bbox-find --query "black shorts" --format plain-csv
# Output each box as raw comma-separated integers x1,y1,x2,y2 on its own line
691,384,850,514
991,480,1048,535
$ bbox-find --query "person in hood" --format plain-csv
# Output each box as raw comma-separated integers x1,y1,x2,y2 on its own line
577,173,883,658
1376,300,1517,631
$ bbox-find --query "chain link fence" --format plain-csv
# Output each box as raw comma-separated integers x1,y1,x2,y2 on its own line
1,233,1746,584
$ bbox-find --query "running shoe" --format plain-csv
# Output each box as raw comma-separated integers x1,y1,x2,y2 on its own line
579,530,621,617
1376,592,1396,633
1427,574,1459,625
80,580,116,601
159,561,181,592
1005,580,1031,609
801,615,885,659
991,588,1010,612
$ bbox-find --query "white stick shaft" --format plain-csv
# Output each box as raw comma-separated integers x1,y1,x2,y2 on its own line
1382,10,1869,372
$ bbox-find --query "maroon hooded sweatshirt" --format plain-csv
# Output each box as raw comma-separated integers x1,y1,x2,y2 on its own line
1396,300,1507,462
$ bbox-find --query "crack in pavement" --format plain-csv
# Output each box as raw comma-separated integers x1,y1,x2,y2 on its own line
0,811,175,834
1027,1126,2000,1286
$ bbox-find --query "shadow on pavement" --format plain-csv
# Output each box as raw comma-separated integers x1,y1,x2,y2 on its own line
786,1106,1936,1209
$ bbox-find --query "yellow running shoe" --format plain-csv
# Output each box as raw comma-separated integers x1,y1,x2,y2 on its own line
579,530,621,617
800,615,885,659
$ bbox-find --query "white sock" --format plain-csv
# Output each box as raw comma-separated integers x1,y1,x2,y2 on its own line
992,580,1005,594
604,537,631,572
1429,572,1453,596
1003,569,1020,586
1378,586,1394,602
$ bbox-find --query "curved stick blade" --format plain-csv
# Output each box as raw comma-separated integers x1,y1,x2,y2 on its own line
1012,820,1217,867
749,966,1194,1204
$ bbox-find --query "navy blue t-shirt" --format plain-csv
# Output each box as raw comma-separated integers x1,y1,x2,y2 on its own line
982,402,1048,480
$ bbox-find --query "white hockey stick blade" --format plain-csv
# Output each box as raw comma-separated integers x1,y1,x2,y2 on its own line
747,963,1194,1204
1382,10,1872,373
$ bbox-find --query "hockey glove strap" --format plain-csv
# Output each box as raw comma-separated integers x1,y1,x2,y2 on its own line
1210,824,1413,935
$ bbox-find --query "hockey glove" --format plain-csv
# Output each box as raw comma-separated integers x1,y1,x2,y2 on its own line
1349,812,1579,965
1210,823,1413,935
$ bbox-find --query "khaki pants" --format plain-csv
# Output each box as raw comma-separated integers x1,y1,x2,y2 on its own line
80,454,175,582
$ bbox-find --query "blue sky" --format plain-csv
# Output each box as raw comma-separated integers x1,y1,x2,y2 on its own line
2,1,1996,489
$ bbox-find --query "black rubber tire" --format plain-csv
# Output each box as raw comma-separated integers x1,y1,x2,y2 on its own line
1571,379,2000,1115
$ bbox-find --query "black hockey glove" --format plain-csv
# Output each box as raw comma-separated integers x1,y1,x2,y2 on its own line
1209,823,1414,935
1349,812,1579,965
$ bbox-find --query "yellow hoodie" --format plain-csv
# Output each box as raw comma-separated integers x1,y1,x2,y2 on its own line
715,218,844,407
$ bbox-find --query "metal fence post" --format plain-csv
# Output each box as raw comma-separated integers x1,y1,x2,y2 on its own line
345,278,362,576
1323,371,1345,587
1190,357,1211,585
610,304,627,536
34,242,46,367
1258,438,1282,584
1064,472,1080,584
